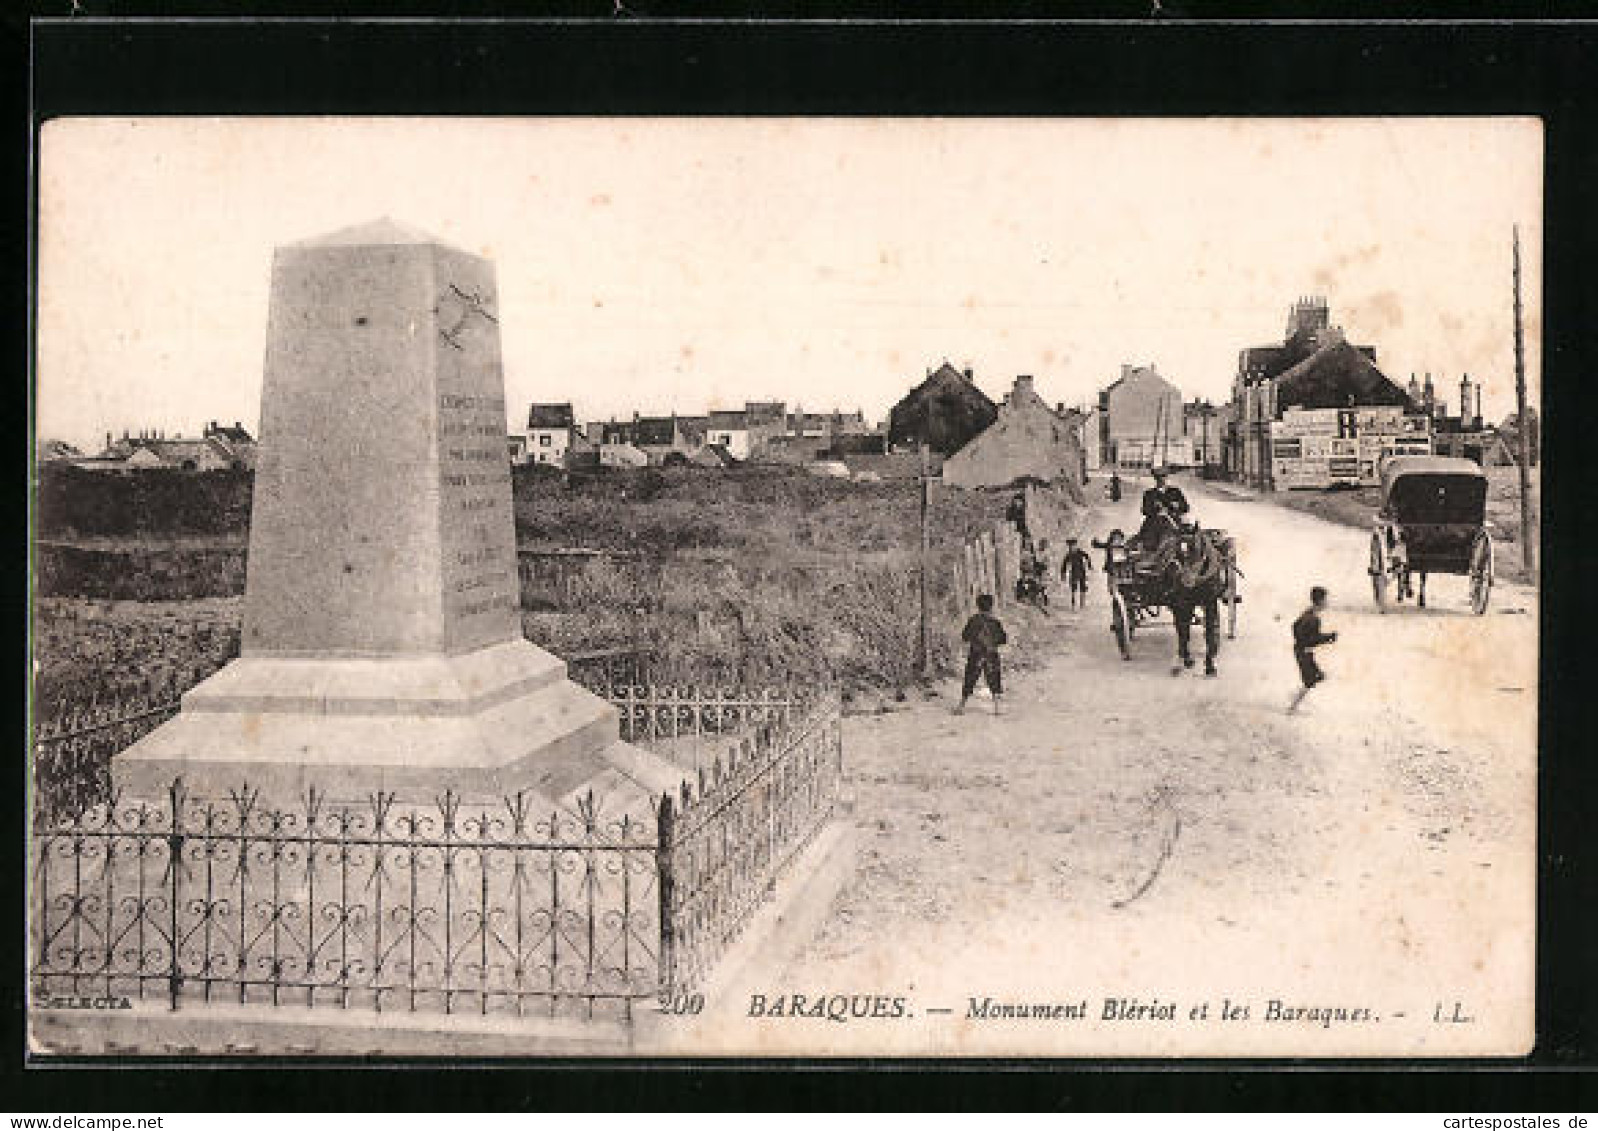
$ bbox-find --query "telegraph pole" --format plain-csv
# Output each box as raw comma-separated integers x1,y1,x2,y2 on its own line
917,441,932,680
1513,225,1533,572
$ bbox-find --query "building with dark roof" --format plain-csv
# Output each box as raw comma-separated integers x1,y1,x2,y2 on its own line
887,362,998,456
528,403,575,430
633,415,707,464
1229,297,1411,487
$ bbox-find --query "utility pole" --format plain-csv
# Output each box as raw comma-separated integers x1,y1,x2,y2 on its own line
1512,225,1534,572
917,441,932,681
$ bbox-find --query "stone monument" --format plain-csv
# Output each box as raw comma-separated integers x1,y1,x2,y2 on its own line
116,220,683,812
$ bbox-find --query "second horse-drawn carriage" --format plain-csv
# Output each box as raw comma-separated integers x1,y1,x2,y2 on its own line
1101,521,1241,672
1368,455,1494,615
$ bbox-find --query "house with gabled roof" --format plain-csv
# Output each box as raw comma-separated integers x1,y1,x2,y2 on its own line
887,362,998,456
1098,364,1187,469
944,375,1085,490
202,421,257,469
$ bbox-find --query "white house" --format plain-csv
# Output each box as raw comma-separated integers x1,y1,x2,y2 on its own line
527,403,577,467
706,409,753,461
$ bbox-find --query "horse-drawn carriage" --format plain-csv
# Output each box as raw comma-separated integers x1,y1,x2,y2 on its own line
1368,455,1493,615
1101,523,1241,671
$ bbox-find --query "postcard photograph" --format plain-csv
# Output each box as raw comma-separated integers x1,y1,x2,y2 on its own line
29,116,1540,1058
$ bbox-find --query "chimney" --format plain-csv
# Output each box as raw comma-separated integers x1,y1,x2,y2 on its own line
1013,375,1035,400
234,421,242,430
963,367,973,382
1475,386,1483,426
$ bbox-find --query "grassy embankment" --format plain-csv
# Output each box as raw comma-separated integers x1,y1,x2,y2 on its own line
35,463,1083,705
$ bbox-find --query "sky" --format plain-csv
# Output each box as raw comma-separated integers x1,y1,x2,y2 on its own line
36,117,1542,453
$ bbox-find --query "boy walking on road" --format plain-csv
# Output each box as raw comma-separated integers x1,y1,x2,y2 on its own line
1062,537,1092,609
1288,586,1338,715
956,593,1007,717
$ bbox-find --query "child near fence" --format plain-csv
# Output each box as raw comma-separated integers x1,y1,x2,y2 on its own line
955,593,1007,717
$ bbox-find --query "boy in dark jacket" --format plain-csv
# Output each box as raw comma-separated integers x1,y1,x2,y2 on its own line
1061,537,1092,609
956,593,1007,716
1288,586,1338,714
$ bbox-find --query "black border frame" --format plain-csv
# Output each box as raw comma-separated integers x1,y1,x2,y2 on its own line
9,13,1597,1111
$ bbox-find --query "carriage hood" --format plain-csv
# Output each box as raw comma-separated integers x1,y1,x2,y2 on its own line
1380,455,1486,497
1380,456,1488,521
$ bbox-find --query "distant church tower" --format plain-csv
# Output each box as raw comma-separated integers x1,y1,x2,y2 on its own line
1285,295,1331,340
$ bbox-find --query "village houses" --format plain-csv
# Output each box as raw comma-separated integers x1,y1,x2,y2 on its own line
69,423,258,472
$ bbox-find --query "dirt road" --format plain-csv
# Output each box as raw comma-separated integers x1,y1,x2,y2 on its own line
728,480,1537,1056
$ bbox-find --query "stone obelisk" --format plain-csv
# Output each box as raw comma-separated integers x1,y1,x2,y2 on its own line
116,220,682,811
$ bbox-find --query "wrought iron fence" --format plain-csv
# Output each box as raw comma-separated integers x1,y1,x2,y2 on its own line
565,647,653,694
598,683,801,746
33,685,182,823
30,782,659,1020
656,694,844,996
29,686,845,1021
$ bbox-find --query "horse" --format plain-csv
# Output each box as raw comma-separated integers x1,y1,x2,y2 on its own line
1152,524,1232,676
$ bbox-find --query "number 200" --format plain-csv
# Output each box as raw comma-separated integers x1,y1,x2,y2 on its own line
659,992,704,1015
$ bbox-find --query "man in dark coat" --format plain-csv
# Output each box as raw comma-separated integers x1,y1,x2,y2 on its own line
1129,466,1190,550
1142,466,1190,522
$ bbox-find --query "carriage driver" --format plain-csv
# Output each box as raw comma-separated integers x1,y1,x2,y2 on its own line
1127,465,1192,551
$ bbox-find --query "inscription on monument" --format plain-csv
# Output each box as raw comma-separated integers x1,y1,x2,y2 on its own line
432,282,520,652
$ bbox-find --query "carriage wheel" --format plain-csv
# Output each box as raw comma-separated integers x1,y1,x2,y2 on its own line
1111,592,1132,660
1469,532,1493,616
1369,533,1389,611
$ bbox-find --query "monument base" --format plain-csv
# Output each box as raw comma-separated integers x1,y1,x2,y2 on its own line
113,639,685,815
